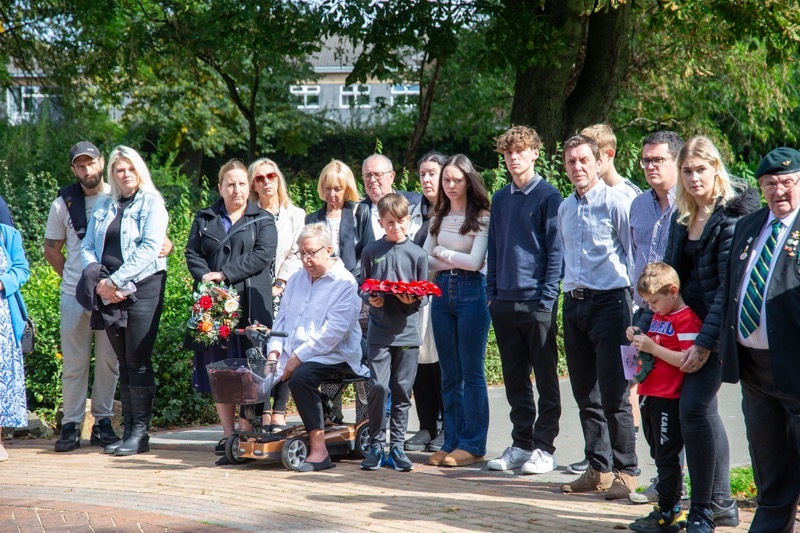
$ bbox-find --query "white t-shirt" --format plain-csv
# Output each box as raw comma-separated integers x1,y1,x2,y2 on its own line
44,184,111,296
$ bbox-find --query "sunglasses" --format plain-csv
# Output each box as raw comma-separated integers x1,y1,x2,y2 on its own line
254,172,278,183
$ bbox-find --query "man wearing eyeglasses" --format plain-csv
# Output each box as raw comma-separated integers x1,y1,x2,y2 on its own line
720,147,800,533
628,132,684,321
360,154,421,240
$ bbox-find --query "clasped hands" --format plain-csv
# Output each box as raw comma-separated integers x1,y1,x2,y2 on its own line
96,278,126,303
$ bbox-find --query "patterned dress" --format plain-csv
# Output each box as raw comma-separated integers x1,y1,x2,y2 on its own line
0,245,26,427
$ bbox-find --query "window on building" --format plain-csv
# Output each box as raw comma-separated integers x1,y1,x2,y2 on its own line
390,84,420,107
290,85,320,109
6,86,44,124
340,84,371,108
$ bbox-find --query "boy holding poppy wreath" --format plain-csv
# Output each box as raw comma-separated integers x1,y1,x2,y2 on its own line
359,193,428,472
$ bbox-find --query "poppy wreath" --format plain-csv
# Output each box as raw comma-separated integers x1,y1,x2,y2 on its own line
359,278,442,297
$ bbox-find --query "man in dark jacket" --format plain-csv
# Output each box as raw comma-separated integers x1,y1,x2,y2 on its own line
360,154,421,240
721,147,800,533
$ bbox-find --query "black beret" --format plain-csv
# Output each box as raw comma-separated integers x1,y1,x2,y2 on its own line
755,147,800,180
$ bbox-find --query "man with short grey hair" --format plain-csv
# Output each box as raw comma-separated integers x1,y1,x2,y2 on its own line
360,154,421,239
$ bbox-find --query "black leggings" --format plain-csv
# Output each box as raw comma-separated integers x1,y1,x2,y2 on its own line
105,283,165,388
680,351,731,506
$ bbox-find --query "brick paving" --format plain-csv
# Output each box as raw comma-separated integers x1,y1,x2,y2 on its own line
0,436,755,532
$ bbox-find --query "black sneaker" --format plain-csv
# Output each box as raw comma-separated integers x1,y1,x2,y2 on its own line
403,429,431,451
427,431,445,452
567,458,589,474
360,443,384,470
629,506,687,533
387,445,414,472
215,437,227,456
685,506,714,533
711,499,739,527
54,423,81,452
89,418,120,446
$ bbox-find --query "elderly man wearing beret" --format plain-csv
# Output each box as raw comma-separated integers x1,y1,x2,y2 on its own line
720,147,800,533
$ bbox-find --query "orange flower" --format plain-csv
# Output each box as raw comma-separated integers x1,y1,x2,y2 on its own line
200,321,213,332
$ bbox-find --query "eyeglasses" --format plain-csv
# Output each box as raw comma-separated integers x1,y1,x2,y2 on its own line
760,175,800,194
362,170,392,181
639,157,673,169
254,172,278,183
295,246,326,260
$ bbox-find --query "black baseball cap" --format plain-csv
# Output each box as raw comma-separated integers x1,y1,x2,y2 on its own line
69,141,102,164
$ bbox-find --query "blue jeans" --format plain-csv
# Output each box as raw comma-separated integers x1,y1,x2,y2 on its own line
431,271,491,457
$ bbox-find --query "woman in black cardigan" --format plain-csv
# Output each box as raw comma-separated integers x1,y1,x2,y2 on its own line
185,159,277,464
635,136,760,531
305,159,373,281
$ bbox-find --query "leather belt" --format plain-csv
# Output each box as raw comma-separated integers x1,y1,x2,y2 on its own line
566,287,624,300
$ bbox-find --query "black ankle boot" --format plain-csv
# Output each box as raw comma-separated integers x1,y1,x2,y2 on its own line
104,384,131,454
113,385,156,456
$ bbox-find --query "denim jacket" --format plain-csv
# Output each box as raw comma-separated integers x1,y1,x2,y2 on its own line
81,190,168,286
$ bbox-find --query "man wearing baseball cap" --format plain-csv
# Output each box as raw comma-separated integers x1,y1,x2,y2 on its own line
44,141,173,452
721,147,800,533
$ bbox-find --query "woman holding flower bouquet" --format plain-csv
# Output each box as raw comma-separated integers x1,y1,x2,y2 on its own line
81,146,168,456
185,159,277,465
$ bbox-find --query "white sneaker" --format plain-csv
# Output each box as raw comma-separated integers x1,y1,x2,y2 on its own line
486,446,532,471
521,449,556,474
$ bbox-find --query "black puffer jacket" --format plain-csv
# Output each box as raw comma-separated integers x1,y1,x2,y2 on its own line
637,186,761,353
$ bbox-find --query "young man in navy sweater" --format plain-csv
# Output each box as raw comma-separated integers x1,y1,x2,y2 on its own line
486,126,564,475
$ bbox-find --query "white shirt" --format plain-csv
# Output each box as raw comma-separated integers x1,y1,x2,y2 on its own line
370,203,385,239
737,206,800,349
44,184,111,296
268,258,368,378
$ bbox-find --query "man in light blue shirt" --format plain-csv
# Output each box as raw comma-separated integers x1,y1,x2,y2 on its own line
629,131,683,318
558,135,638,499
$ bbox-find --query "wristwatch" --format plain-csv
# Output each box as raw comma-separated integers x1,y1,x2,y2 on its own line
274,280,286,290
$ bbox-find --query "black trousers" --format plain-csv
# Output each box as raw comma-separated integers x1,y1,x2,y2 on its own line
739,344,800,533
641,395,683,510
288,362,354,432
563,289,637,474
412,362,442,436
490,299,561,454
105,281,165,388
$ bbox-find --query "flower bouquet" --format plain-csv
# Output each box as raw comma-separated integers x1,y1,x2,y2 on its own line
187,282,241,346
359,278,442,297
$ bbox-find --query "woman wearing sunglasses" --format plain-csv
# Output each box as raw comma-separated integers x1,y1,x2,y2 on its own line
248,157,305,432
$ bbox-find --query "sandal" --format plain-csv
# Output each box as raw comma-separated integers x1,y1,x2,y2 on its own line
214,437,227,456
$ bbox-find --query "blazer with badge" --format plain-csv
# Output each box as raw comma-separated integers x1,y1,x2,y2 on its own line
720,206,800,393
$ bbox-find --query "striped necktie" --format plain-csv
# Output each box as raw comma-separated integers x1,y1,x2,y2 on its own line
739,219,782,338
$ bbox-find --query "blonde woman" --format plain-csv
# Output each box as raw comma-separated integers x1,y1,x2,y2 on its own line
305,160,373,280
634,135,759,529
248,157,304,431
81,146,168,456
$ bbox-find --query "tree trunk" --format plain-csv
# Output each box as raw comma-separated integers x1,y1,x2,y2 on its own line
403,59,442,173
509,1,632,154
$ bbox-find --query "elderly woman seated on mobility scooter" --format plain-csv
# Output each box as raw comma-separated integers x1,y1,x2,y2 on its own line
267,223,368,472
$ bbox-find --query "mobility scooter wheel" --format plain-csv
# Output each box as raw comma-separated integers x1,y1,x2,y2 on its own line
225,434,247,465
356,423,370,458
281,436,309,470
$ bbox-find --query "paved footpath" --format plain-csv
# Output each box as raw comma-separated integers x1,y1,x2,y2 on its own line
0,379,761,532
0,437,753,533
